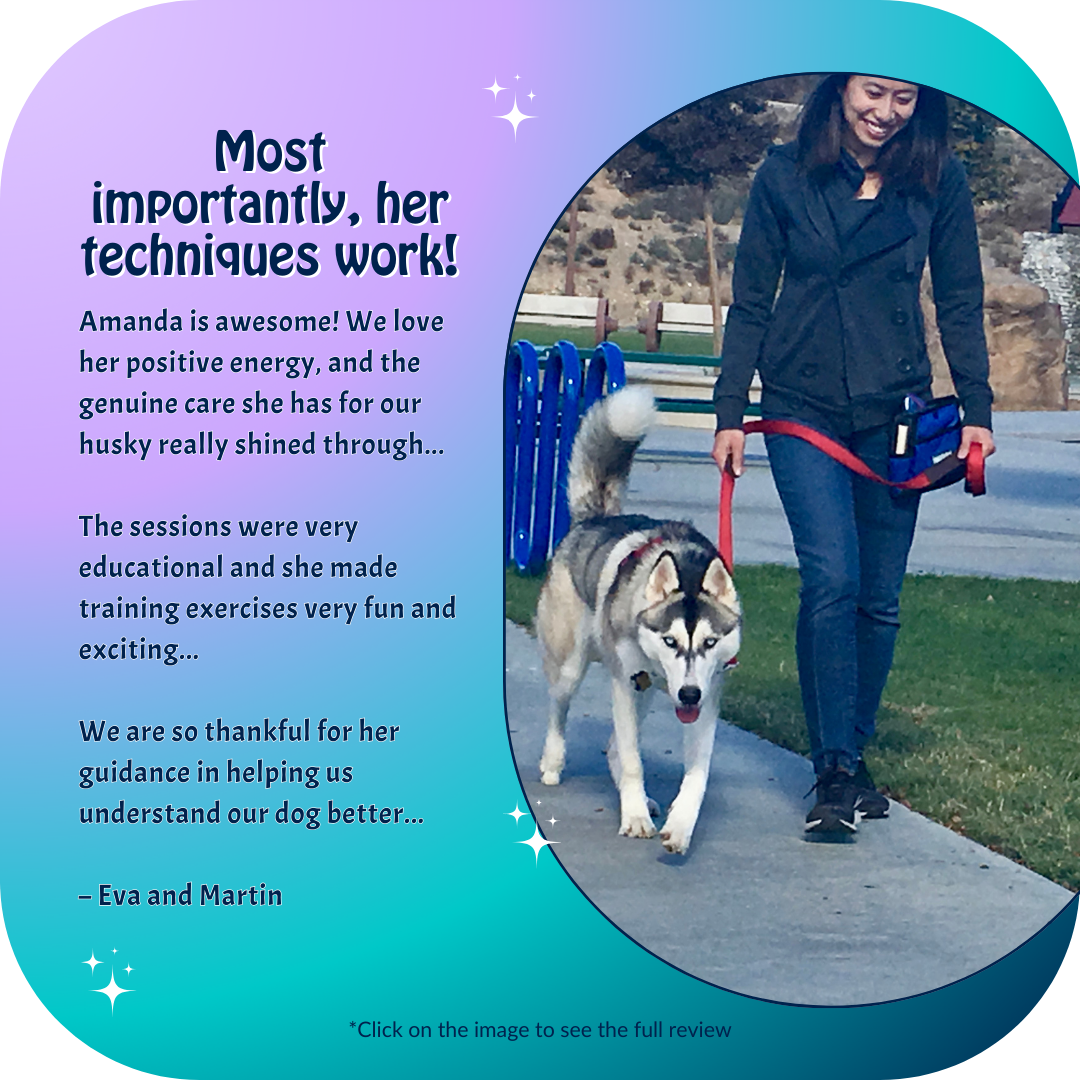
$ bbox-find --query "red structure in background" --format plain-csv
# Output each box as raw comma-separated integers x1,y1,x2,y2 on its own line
1051,179,1080,231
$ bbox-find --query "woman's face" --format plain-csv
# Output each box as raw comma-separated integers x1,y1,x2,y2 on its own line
841,76,919,157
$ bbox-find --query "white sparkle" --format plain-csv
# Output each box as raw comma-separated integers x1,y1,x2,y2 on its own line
483,78,506,98
496,96,535,139
82,952,102,973
528,91,536,101
517,824,558,865
112,948,117,954
124,965,134,975
93,969,134,1014
514,74,521,80
506,804,527,824
547,816,557,826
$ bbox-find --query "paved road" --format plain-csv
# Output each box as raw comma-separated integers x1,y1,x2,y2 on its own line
629,410,1080,581
503,411,1078,1006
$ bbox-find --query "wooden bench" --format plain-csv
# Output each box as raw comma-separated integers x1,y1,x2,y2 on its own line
638,300,729,352
515,294,618,346
620,351,759,429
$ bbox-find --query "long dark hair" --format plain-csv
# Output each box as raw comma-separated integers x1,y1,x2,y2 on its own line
796,73,948,195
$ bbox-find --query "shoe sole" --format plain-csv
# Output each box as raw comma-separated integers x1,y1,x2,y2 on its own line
805,809,858,834
854,796,889,819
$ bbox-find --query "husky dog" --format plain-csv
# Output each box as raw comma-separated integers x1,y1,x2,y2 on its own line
536,387,741,855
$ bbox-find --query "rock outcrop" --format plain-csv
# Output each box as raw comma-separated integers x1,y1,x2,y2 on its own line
924,265,1067,411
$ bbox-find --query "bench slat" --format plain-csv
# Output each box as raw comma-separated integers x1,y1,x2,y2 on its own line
517,294,601,318
516,313,597,328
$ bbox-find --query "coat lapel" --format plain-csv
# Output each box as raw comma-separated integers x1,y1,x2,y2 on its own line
803,182,840,258
841,195,916,268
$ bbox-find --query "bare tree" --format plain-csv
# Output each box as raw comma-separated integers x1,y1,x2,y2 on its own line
609,89,778,354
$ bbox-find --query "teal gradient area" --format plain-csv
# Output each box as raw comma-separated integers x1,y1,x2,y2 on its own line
0,1,1074,1078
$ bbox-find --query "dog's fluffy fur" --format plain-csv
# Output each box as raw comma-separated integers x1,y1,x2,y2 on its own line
536,387,740,854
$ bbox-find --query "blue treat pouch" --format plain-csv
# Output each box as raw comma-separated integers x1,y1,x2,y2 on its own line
889,395,964,489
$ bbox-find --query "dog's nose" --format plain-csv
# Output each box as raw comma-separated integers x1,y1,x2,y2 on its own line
678,686,701,706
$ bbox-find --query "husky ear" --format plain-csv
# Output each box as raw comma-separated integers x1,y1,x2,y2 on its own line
644,552,680,607
702,557,739,611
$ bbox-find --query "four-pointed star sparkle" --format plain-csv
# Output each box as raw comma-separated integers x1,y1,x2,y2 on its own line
93,969,135,1014
496,96,535,139
83,952,102,973
517,824,558,865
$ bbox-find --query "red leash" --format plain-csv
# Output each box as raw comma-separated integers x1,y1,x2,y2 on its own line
717,419,985,572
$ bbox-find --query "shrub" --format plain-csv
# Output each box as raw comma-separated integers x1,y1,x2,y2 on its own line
676,235,707,263
646,237,674,262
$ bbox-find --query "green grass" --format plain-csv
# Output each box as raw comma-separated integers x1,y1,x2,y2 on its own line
506,563,1080,891
509,320,718,358
506,566,545,629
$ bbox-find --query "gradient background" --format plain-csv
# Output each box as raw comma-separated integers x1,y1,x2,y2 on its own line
0,2,1077,1077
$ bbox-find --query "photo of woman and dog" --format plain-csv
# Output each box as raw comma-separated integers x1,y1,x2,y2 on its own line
504,72,1079,1006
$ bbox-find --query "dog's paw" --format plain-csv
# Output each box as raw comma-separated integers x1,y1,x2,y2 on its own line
659,810,695,854
658,826,691,855
619,813,657,839
539,737,565,785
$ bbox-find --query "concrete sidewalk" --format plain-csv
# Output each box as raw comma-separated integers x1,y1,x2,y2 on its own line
504,411,1078,1006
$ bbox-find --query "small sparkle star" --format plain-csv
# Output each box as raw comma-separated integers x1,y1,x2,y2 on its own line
517,824,558,865
547,816,557,826
514,74,521,80
124,965,133,975
496,97,535,140
506,804,527,824
483,78,506,98
528,91,536,101
82,952,102,973
112,948,117,954
92,970,134,1014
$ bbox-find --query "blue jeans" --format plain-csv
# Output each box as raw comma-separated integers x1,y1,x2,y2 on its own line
765,425,920,775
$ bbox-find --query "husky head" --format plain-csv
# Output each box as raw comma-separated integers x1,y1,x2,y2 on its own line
637,551,741,723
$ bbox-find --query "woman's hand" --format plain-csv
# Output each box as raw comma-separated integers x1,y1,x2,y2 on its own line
958,425,995,460
712,428,746,476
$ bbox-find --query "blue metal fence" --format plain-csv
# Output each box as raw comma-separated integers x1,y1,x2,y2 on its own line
505,340,626,573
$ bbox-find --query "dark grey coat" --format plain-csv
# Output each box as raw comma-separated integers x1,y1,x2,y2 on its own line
714,143,993,435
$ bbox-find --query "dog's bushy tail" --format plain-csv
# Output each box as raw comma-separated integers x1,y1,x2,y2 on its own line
567,386,655,522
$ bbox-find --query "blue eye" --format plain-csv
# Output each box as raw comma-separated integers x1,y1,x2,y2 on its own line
663,636,677,648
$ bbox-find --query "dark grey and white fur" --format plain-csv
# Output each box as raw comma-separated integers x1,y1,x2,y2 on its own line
536,387,740,854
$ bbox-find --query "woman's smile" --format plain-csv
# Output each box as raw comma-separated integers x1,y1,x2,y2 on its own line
842,76,919,163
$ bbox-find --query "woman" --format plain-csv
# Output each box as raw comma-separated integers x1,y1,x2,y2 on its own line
712,74,995,835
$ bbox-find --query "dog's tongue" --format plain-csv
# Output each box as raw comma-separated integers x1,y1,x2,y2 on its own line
675,705,700,724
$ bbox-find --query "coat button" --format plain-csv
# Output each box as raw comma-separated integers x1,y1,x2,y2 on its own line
897,358,914,373
892,309,909,326
837,273,851,288
799,363,818,378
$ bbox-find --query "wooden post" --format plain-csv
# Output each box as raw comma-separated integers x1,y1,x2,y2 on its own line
564,196,579,297
703,181,722,358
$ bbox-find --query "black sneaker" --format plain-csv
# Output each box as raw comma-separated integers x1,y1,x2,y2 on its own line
852,760,890,819
805,767,859,834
